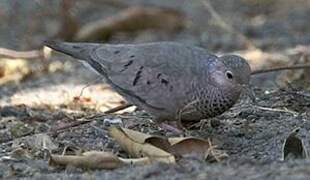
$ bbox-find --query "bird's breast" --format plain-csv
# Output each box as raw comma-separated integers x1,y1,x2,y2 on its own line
193,87,240,118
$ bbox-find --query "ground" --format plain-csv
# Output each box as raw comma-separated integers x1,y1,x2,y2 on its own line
0,0,310,179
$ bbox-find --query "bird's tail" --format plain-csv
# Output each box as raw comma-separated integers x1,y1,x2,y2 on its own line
44,40,108,76
44,40,99,61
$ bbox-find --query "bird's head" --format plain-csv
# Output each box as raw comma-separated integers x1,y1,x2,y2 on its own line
209,55,251,94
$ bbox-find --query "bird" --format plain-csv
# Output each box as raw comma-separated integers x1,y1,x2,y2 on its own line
45,41,251,129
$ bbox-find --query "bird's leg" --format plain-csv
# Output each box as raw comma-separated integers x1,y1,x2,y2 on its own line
159,121,184,134
156,110,187,134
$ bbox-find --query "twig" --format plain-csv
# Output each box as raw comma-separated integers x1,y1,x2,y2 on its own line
78,76,102,97
202,0,256,49
253,105,298,116
47,103,133,134
0,118,95,144
0,47,42,59
49,120,92,133
251,64,310,75
104,103,133,114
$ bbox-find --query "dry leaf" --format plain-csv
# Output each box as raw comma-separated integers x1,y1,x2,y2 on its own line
75,6,185,41
109,127,224,161
282,128,307,160
120,127,211,157
120,127,157,143
108,126,176,164
49,150,160,169
49,151,123,170
49,127,223,170
119,157,152,166
167,137,211,157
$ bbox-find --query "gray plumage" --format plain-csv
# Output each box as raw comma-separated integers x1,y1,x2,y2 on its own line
45,41,251,122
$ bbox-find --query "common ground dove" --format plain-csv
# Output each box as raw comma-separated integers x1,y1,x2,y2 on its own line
45,41,251,123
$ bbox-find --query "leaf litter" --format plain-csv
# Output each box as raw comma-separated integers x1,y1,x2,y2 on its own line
48,126,226,170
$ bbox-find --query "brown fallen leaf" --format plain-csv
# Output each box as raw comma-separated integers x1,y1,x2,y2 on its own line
75,6,185,41
282,128,308,160
49,127,224,170
49,151,123,170
120,127,212,156
148,136,227,161
49,150,160,170
119,126,156,143
109,126,175,164
167,137,211,157
109,127,226,161
119,157,152,166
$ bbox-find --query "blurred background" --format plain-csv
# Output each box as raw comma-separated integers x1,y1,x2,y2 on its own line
1,0,309,50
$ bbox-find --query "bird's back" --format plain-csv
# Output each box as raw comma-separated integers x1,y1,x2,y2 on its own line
92,42,218,120
46,41,225,121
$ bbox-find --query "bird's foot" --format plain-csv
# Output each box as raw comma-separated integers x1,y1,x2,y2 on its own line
159,122,184,135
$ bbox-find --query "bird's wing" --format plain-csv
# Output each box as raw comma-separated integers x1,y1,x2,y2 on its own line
45,41,217,112
91,42,216,111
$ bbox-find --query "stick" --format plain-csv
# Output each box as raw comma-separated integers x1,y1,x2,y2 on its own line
253,105,298,116
0,48,42,59
251,64,310,75
104,103,133,114
49,120,92,133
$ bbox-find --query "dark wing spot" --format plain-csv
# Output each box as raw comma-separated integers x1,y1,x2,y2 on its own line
133,66,144,86
169,86,173,92
124,60,133,67
157,73,162,79
120,60,133,72
72,45,80,49
114,50,120,54
146,81,151,85
161,79,169,86
88,59,107,76
130,55,135,58
105,76,164,111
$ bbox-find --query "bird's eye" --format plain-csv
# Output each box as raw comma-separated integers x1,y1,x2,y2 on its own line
226,71,233,79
